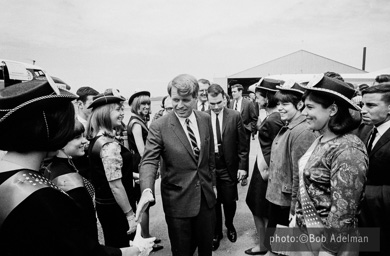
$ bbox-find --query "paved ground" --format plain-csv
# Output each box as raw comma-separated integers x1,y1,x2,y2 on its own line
147,137,260,256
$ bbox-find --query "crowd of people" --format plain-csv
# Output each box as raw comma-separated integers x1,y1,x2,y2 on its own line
0,71,390,256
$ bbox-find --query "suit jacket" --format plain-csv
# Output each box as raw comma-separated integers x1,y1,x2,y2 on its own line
207,108,249,182
139,110,216,218
230,98,258,133
358,124,390,185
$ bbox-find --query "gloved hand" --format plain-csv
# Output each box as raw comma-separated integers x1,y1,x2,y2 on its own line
133,224,155,256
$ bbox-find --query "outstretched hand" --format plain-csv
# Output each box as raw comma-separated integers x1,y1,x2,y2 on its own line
135,190,155,223
133,224,155,256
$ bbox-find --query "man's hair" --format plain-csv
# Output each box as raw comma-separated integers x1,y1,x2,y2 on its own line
207,84,225,97
231,84,244,91
198,78,210,85
76,86,99,103
168,74,199,98
324,71,344,82
375,74,390,84
362,83,390,105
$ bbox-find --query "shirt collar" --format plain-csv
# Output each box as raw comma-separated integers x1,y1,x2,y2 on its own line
376,120,390,137
210,108,224,117
175,111,196,125
285,114,306,129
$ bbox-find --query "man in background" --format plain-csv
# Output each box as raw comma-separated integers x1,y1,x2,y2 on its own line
76,86,99,129
359,83,390,256
207,84,248,251
230,84,257,186
197,79,210,111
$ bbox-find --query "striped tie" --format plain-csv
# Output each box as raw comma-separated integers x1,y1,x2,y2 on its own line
185,118,200,160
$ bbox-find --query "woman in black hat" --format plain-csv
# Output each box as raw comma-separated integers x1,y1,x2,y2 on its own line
0,80,153,255
127,91,163,252
294,74,368,255
245,78,284,255
86,89,141,248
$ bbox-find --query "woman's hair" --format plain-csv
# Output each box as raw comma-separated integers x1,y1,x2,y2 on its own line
130,95,151,117
0,102,75,152
274,91,303,110
256,88,278,108
86,103,121,139
302,91,360,135
73,120,85,138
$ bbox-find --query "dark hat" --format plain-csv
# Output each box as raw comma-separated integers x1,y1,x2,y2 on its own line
88,88,125,109
0,79,77,124
128,91,151,106
276,80,305,94
304,74,360,110
359,84,369,91
256,78,283,92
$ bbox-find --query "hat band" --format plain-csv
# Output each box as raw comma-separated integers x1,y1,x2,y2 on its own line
305,87,360,110
0,93,75,123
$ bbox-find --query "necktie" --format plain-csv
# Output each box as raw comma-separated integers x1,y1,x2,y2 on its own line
367,127,378,154
185,119,200,160
201,102,205,111
234,101,238,111
216,113,223,155
216,114,222,146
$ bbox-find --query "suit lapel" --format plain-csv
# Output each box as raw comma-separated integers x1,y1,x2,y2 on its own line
222,107,229,135
240,99,245,113
169,113,197,162
370,127,390,156
195,111,206,164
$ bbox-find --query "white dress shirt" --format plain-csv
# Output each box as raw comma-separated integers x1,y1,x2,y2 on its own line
211,109,224,153
372,120,390,148
234,97,242,112
197,101,209,111
175,111,201,150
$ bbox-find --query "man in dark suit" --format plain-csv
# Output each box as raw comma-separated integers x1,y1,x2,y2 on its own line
206,84,249,251
196,78,210,111
135,74,217,256
359,83,390,255
230,84,258,186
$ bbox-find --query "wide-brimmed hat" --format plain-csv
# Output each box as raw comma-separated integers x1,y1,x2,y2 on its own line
256,78,283,92
0,79,77,124
304,74,360,110
88,88,125,109
276,80,305,94
128,90,151,106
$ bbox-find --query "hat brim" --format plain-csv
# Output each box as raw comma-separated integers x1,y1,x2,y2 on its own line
304,86,361,111
256,86,279,92
88,95,125,109
0,88,77,124
128,91,151,106
276,86,304,95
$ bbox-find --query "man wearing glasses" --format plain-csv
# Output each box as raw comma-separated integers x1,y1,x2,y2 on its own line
197,79,211,111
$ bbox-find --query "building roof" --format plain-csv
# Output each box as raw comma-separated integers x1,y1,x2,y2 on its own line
228,50,367,78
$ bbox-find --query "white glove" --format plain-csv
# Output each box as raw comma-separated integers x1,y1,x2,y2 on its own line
133,224,155,256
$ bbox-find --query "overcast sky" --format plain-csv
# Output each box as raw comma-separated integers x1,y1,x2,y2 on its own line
1,0,390,97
